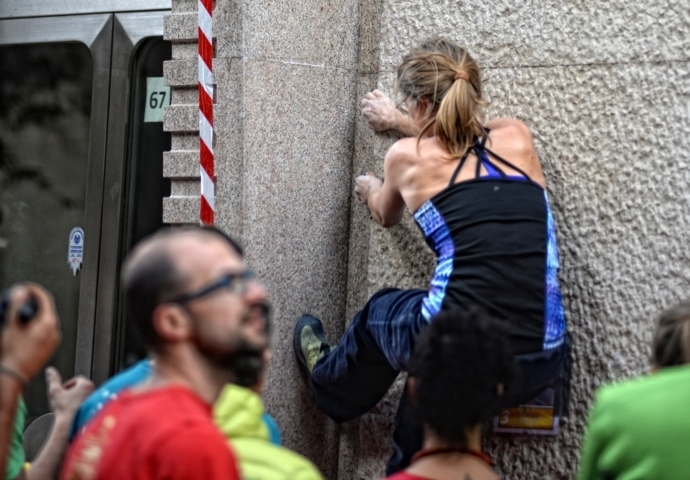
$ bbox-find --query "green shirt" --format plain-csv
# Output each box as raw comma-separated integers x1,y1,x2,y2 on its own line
5,398,26,480
578,365,690,480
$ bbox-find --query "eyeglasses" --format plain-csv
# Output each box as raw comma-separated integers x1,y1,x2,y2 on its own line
170,270,255,305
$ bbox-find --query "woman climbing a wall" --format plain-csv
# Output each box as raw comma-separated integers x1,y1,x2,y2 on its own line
294,37,570,475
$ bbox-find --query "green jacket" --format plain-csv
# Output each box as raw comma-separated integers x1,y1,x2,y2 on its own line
214,385,324,480
578,365,690,480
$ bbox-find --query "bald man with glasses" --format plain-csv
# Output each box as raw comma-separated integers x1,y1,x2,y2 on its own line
61,227,269,480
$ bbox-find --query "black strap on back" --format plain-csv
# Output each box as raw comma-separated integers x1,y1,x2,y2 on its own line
448,127,533,186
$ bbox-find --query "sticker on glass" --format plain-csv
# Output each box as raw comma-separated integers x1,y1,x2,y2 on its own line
144,77,172,123
68,227,85,276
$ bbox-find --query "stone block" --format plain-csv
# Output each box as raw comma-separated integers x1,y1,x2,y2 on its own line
163,105,198,133
164,59,197,87
163,150,199,178
243,0,359,69
162,195,198,224
164,12,198,42
378,0,690,71
240,59,358,479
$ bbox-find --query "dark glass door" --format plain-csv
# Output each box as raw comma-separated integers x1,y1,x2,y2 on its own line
0,42,93,417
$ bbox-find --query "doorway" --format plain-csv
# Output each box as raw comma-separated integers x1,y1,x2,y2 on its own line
0,10,171,419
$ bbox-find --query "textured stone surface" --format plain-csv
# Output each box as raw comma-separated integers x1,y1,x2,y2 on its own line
163,12,198,42
163,150,198,178
163,105,197,133
213,57,245,242
378,0,690,71
164,7,202,226
163,59,197,87
162,196,198,224
172,43,197,60
241,59,358,479
244,0,359,68
172,0,197,13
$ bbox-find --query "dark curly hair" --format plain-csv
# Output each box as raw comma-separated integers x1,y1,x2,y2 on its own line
408,307,515,446
653,300,690,368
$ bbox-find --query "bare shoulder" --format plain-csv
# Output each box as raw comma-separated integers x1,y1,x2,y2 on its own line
485,118,538,156
485,118,534,142
384,137,421,169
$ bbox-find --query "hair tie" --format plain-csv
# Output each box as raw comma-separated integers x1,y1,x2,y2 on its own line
454,71,470,83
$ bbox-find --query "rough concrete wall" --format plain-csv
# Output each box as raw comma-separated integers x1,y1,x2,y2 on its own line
339,1,690,479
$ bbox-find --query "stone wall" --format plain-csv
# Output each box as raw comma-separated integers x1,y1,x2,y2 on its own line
163,1,690,478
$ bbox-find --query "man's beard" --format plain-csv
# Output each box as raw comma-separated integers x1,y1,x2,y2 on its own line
190,306,269,387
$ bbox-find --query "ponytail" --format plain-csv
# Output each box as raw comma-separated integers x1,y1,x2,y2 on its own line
397,39,486,158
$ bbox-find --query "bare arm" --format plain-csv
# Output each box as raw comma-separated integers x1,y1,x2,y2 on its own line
354,142,407,228
0,376,22,480
20,369,94,480
1,285,60,479
361,90,419,137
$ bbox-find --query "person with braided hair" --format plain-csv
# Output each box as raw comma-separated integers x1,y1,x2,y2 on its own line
294,37,570,474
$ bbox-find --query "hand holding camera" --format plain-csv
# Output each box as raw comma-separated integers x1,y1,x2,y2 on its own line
0,283,61,386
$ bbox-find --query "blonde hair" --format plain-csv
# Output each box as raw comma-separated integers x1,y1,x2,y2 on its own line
653,301,690,368
396,38,487,158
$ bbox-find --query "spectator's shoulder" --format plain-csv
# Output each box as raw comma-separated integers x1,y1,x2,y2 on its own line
232,439,324,480
157,422,240,480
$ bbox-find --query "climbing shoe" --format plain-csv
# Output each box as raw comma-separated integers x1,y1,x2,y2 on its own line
294,314,331,375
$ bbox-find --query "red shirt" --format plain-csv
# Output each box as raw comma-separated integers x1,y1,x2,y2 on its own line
384,473,432,480
60,386,240,480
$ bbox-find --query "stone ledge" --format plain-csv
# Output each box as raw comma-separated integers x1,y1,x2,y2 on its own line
163,196,199,224
164,59,197,87
164,105,198,133
164,13,198,42
163,151,199,178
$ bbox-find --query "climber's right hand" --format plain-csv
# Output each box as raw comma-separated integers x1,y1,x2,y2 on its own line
361,90,399,132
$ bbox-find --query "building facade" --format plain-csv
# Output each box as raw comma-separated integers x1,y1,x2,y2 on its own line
1,0,688,478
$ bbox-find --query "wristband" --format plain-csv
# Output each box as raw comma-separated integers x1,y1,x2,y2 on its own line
0,364,28,387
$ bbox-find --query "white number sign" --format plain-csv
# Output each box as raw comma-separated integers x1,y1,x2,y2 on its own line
144,77,171,123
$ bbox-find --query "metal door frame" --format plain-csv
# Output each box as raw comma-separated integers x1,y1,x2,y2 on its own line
91,11,168,384
0,14,115,378
0,10,169,382
0,1,171,19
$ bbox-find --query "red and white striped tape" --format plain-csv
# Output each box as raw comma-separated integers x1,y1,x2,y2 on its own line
198,0,214,225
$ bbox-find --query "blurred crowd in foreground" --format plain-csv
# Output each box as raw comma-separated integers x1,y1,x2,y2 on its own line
2,226,689,479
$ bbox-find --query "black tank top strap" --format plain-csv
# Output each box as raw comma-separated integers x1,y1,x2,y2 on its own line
475,126,535,182
449,150,471,187
449,127,536,185
483,147,532,180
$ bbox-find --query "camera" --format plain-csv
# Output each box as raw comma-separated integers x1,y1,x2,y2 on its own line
0,288,38,330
